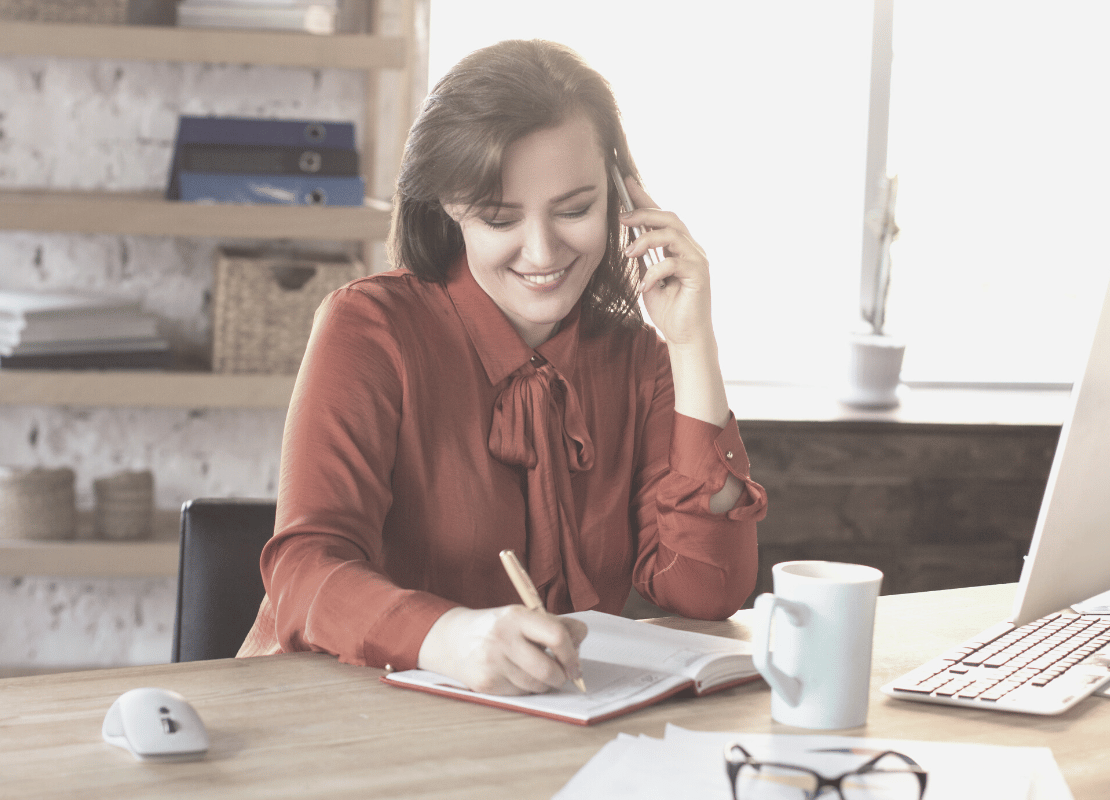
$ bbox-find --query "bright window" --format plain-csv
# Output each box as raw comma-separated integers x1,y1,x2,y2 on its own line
887,1,1110,385
428,1,1110,387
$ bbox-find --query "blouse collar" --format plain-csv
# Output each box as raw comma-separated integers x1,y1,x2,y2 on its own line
445,254,582,386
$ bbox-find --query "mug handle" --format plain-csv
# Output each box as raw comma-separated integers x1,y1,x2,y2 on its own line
751,593,807,707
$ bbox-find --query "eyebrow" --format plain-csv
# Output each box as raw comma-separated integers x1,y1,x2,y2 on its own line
480,184,598,210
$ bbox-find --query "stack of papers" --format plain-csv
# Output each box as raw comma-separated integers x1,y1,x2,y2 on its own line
0,290,170,369
555,725,1073,800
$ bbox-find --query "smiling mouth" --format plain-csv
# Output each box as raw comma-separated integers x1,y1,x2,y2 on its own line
517,267,568,286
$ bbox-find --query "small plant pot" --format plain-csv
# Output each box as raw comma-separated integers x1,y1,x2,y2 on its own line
840,333,905,409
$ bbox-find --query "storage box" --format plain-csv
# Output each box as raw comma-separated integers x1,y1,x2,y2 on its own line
0,0,129,24
211,249,367,375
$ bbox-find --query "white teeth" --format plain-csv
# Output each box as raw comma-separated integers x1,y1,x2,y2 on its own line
519,268,567,286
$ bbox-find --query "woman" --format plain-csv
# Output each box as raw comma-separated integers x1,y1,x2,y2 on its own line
238,39,767,696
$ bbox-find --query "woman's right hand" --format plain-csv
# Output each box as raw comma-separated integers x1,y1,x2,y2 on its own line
416,605,588,695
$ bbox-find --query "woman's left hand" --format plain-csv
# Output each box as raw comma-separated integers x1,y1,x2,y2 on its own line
620,177,715,350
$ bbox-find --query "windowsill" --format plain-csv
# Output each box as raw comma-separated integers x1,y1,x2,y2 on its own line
725,382,1070,428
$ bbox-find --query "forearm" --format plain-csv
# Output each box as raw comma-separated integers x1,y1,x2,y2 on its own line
667,332,743,512
668,331,730,428
263,532,454,669
636,528,760,619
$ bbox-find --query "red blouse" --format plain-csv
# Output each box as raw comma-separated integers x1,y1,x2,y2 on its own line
238,257,767,669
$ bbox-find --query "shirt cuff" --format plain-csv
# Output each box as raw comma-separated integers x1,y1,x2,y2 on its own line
362,591,460,671
669,411,752,486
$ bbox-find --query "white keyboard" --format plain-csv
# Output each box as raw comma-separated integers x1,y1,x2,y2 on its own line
882,612,1110,714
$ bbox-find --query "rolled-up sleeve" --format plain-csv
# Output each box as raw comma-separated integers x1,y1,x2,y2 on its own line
631,351,767,619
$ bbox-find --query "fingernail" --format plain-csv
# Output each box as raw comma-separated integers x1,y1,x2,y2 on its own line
635,279,646,295
623,243,634,256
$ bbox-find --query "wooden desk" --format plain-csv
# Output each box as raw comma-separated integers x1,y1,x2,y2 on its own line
1,584,1106,798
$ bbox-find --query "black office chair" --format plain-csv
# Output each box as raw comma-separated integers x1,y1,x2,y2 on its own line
172,497,277,662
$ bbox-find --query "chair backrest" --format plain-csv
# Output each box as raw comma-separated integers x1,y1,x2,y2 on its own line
172,497,277,662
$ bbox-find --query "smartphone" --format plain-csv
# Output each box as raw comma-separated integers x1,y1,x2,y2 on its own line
609,163,663,268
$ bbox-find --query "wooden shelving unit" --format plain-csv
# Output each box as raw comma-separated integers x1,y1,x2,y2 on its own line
0,4,423,575
0,15,418,220
0,8,418,414
0,19,405,243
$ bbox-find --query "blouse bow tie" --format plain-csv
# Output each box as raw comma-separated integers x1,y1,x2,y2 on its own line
487,359,599,611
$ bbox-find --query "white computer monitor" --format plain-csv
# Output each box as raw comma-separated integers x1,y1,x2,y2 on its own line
1012,275,1110,625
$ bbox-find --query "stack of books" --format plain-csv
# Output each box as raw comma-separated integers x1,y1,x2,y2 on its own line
166,115,364,207
176,0,338,35
0,290,171,370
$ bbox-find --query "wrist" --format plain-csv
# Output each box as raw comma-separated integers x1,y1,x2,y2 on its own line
662,320,719,357
668,335,730,428
417,605,468,674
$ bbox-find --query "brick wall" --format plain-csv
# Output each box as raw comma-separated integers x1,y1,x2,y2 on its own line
741,420,1059,601
624,419,1059,619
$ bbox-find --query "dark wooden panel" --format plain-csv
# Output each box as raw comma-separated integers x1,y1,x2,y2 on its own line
736,420,1059,606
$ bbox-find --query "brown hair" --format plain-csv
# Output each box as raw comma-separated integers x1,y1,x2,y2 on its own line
387,39,644,334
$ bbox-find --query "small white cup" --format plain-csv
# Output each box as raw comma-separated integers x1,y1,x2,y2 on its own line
752,561,883,729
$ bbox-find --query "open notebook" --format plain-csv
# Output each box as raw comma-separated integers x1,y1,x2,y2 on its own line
382,610,758,725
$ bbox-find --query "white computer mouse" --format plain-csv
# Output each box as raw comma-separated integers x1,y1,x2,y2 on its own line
102,687,209,762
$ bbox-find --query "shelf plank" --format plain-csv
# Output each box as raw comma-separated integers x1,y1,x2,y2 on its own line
0,189,392,240
0,21,406,70
0,371,296,409
0,509,181,577
0,539,179,577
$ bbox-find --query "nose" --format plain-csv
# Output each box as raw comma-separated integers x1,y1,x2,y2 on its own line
521,218,558,270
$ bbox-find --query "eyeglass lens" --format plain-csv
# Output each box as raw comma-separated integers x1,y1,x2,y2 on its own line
734,761,923,800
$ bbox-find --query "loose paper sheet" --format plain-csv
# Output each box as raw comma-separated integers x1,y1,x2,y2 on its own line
555,725,1072,800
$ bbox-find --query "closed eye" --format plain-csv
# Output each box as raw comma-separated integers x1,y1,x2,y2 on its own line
481,204,592,230
559,205,593,220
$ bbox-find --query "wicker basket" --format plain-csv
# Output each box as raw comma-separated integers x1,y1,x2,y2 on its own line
0,467,77,541
0,0,130,24
94,469,154,541
212,248,367,375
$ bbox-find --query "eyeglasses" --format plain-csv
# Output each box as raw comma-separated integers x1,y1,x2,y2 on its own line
725,742,928,800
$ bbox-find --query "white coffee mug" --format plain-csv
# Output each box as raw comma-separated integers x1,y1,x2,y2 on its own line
752,561,883,729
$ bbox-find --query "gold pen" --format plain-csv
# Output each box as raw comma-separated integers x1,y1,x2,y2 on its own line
499,549,588,693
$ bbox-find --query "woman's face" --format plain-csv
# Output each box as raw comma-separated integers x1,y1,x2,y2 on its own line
444,114,609,348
